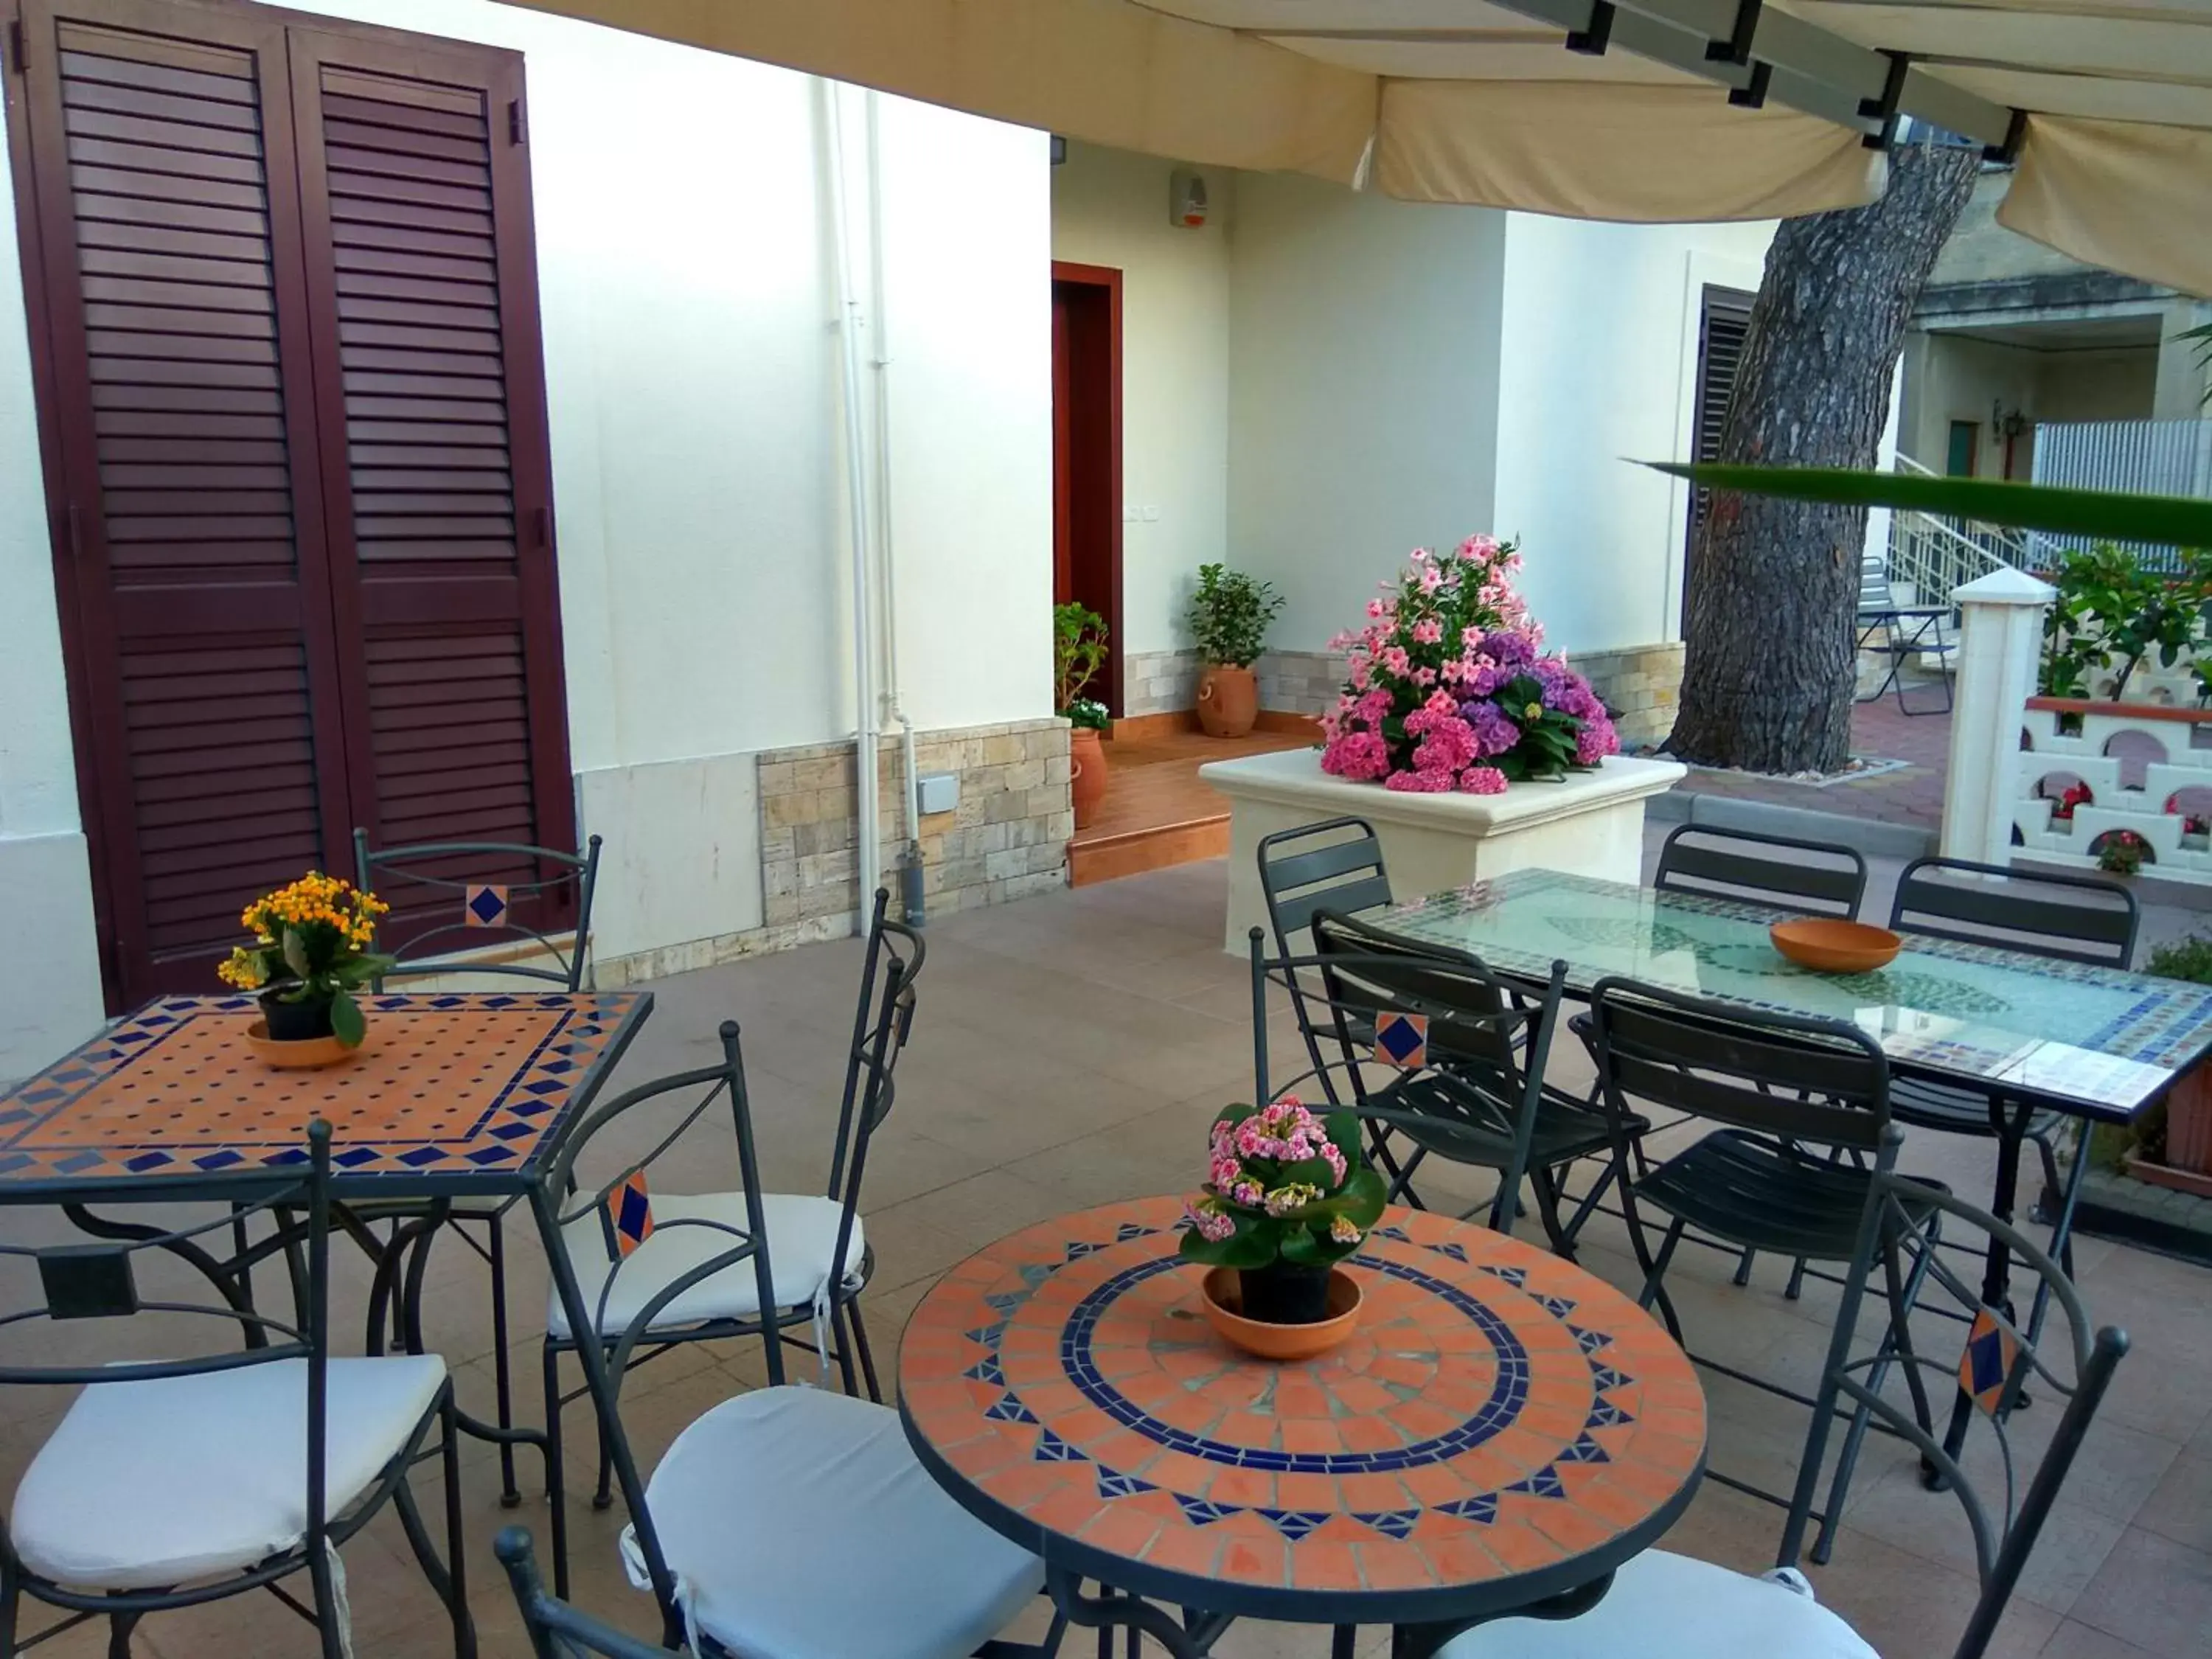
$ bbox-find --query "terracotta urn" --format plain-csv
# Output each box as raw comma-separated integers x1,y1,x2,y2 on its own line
1069,727,1108,829
1197,664,1259,738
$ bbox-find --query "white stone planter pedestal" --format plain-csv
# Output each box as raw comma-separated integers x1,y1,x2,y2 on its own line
1197,749,1687,953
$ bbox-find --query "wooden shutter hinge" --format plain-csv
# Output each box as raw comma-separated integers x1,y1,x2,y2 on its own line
507,98,526,146
532,506,551,549
5,20,25,75
62,502,83,560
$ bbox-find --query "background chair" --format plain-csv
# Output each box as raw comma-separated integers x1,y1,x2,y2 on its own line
1582,978,1941,1525
0,1124,472,1659
1439,1175,2129,1659
1652,824,1868,917
1884,857,2138,1298
1856,563,1955,715
539,891,921,1593
1261,913,1596,1248
1256,817,1391,951
350,830,605,1508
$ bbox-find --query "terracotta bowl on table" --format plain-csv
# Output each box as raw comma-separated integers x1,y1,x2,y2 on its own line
244,1019,366,1071
1768,918,1902,974
1197,1266,1363,1361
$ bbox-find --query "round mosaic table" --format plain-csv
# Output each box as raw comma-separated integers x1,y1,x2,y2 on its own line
899,1197,1706,1657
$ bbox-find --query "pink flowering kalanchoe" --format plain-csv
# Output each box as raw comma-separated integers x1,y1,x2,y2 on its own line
1178,1095,1387,1276
1319,535,1618,794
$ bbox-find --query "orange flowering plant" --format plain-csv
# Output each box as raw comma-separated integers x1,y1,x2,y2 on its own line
218,872,393,1047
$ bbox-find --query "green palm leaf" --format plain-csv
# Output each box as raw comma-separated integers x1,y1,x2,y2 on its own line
1646,463,2212,549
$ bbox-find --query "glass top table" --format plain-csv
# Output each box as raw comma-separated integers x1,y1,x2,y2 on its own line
1378,868,2212,1122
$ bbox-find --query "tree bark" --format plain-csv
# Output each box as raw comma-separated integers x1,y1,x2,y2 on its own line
1669,143,1980,775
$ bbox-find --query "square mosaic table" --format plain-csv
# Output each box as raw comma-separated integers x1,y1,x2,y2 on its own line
900,1196,1705,1650
0,991,650,1197
1379,868,2212,1122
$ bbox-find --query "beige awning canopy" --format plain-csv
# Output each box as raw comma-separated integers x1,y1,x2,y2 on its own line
518,0,2212,295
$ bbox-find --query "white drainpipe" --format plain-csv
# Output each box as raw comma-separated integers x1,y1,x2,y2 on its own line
865,91,927,925
824,82,878,931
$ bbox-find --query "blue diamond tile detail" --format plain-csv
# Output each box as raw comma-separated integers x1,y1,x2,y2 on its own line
13,1089,60,1106
192,1151,245,1171
1558,1433,1611,1465
467,1147,516,1165
1585,1399,1633,1429
1439,1494,1498,1523
1589,1365,1632,1393
1175,1496,1237,1526
0,1154,35,1175
1506,1466,1568,1500
1065,1241,1102,1259
466,886,509,926
50,1068,91,1083
1113,1223,1158,1242
964,1354,1006,1386
52,1152,102,1174
537,1058,576,1075
984,1394,1037,1425
1428,1241,1469,1263
333,1147,383,1167
490,1121,536,1141
1531,1293,1577,1318
964,1321,1007,1349
125,1151,173,1172
429,995,467,1009
1374,1224,1412,1242
1262,1510,1332,1542
1097,1468,1155,1500
397,1147,449,1167
1354,1510,1422,1540
1035,1430,1086,1463
523,1079,567,1096
481,995,518,1009
985,1292,1026,1313
1481,1264,1528,1287
263,1149,310,1166
1019,1263,1056,1288
1566,1324,1609,1354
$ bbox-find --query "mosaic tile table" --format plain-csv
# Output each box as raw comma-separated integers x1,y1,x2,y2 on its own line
901,1197,1705,1658
0,992,649,1193
1380,867,2212,1123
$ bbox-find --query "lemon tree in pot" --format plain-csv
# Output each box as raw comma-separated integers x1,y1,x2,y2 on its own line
1181,1097,1384,1354
1056,601,1111,830
1186,563,1284,738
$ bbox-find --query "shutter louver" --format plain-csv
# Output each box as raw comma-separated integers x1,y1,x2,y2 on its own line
20,0,357,998
1682,285,1756,627
288,32,575,939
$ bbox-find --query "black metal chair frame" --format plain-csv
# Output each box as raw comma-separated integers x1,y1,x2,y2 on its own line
1257,917,1601,1248
540,891,921,1600
1855,599,1955,714
0,1123,473,1659
1584,977,1944,1529
496,1526,1068,1659
1781,1173,2130,1658
349,830,605,1509
1652,823,1869,919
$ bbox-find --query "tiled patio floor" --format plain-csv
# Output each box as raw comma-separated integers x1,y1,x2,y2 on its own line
4,848,2210,1658
1667,684,1954,833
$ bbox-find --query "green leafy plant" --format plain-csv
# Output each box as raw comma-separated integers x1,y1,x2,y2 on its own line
2096,828,2150,877
1180,1099,1386,1270
1054,601,1109,727
2039,544,2212,701
2096,932,2212,1167
218,872,395,1048
1186,563,1286,669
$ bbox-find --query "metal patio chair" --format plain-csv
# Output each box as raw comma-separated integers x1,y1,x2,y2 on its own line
1857,561,1955,715
1582,977,1942,1524
1265,913,1617,1249
0,1123,473,1659
1441,1173,2129,1659
1257,816,1392,952
1883,857,2138,1300
349,829,605,1507
539,890,919,1594
1652,823,1868,917
609,1388,1061,1658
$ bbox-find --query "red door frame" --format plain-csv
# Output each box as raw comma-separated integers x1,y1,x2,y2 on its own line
1050,260,1122,718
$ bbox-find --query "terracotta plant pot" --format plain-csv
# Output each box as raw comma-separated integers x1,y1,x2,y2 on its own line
1196,664,1259,738
1069,726,1108,829
1199,1265,1363,1362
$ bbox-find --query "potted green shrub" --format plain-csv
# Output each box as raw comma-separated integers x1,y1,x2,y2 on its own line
2122,933,2212,1197
1186,563,1285,738
1055,601,1110,829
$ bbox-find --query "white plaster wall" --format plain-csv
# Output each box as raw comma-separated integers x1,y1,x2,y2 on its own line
0,0,1051,1072
1225,173,1507,655
1489,215,1774,656
1050,143,1232,664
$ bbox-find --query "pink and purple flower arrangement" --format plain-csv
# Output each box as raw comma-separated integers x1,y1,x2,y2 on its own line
1318,535,1619,796
1179,1097,1385,1271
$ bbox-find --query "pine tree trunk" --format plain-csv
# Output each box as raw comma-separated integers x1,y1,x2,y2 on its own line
1669,144,1980,775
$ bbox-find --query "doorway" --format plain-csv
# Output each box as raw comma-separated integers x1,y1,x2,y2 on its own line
1051,262,1122,717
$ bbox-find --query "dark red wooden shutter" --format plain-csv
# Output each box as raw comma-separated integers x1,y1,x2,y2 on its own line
284,27,574,928
15,0,357,1000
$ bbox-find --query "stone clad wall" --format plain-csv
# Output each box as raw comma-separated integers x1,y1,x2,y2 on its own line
596,718,1071,984
1572,642,1685,749
1122,649,1203,718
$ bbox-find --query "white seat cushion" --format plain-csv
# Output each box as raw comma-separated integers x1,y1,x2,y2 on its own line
1440,1549,1879,1658
548,1192,863,1341
640,1385,1043,1659
10,1354,447,1590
